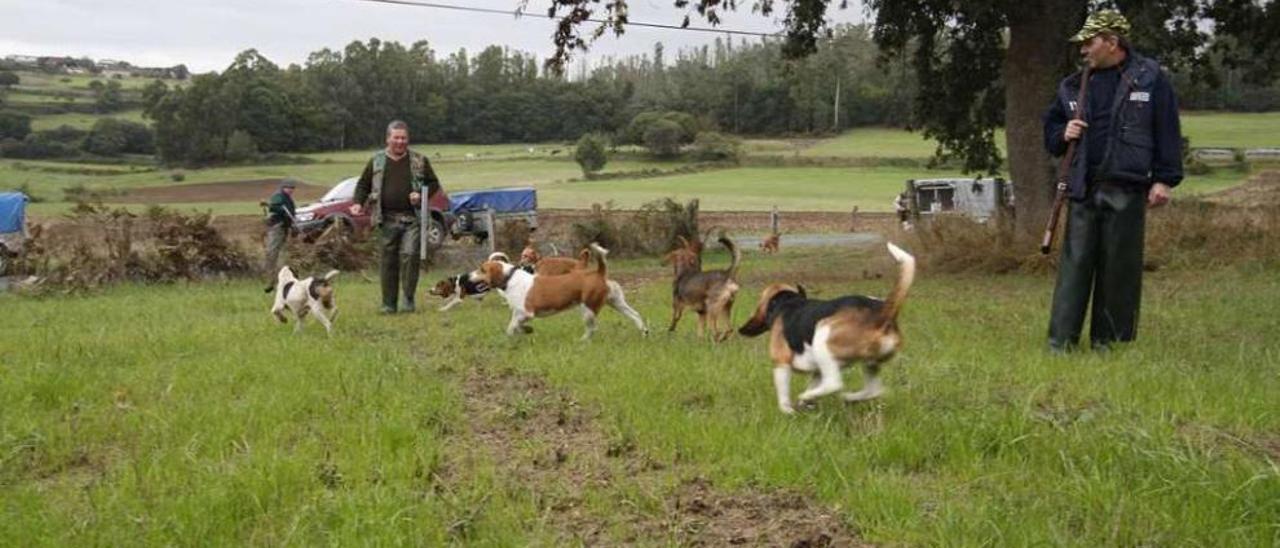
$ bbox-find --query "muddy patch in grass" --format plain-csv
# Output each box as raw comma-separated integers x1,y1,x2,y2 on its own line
449,358,867,545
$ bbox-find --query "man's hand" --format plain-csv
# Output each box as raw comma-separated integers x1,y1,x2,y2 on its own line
350,203,364,216
409,191,421,206
1064,119,1089,142
1148,182,1171,208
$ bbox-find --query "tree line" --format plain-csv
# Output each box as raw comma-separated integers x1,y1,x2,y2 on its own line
140,25,919,165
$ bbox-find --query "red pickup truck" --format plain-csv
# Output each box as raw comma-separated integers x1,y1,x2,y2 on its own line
293,177,454,247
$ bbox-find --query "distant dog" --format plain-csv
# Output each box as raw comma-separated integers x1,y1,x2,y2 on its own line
429,274,491,311
738,243,915,414
267,266,340,334
663,234,741,342
760,233,780,254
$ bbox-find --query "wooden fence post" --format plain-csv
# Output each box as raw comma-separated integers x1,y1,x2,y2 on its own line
770,205,779,234
486,207,497,255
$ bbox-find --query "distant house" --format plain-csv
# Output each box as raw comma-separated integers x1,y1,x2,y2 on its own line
4,55,39,67
98,59,131,70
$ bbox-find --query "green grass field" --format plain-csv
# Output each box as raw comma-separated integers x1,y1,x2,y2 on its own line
29,109,147,131
2,246,1276,545
1181,111,1280,148
5,110,1276,218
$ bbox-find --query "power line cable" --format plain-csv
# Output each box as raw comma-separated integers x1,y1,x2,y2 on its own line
347,0,781,37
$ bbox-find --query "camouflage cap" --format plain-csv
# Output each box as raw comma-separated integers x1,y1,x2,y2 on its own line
1070,10,1131,43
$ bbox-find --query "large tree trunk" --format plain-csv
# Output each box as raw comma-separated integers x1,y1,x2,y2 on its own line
1004,1,1086,236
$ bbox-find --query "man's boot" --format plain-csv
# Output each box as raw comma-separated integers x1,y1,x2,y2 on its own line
400,254,420,313
380,249,400,314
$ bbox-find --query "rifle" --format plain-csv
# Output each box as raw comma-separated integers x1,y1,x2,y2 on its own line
1041,66,1092,255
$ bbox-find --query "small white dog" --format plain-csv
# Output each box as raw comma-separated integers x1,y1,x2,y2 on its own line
267,266,340,334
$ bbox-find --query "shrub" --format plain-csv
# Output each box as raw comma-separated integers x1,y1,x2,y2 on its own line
691,131,742,163
83,118,154,156
574,133,608,175
0,112,32,140
170,171,185,182
570,198,701,257
643,120,685,158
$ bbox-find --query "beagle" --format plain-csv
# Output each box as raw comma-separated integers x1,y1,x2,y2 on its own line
738,243,915,414
428,273,491,311
267,266,340,335
760,233,780,254
663,234,741,342
473,243,647,339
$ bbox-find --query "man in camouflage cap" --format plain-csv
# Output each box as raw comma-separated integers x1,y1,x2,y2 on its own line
1041,9,1183,352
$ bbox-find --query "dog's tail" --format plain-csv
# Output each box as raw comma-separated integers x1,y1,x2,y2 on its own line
322,270,340,282
878,242,916,327
589,243,609,277
719,234,741,279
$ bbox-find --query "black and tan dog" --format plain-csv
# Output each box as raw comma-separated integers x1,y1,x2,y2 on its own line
738,243,915,414
663,233,741,342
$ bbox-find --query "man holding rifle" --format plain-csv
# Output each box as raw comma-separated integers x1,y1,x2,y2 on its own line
352,120,442,314
1042,10,1183,353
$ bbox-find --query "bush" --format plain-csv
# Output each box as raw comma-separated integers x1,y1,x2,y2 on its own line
574,132,608,175
0,134,79,159
0,112,32,140
570,198,701,257
170,171,185,182
643,120,685,158
83,118,154,156
41,124,88,144
622,111,701,146
691,131,742,163
0,71,18,86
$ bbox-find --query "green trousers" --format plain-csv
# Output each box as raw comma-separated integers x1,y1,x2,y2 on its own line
1048,184,1147,350
378,213,421,312
263,223,289,274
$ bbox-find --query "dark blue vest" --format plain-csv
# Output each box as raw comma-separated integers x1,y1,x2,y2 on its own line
1055,53,1162,199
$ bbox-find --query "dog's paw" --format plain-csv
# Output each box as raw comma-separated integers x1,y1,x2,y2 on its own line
797,399,818,411
779,404,797,415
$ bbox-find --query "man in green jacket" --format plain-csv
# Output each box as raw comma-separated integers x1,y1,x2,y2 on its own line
351,120,441,314
263,178,297,283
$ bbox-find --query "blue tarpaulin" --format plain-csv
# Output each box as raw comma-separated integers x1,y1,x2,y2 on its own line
448,187,536,215
0,192,27,234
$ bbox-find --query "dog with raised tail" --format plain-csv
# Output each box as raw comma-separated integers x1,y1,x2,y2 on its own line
267,266,340,335
663,233,741,342
738,243,915,414
473,243,646,339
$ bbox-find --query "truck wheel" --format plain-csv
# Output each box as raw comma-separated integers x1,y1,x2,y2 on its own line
424,217,446,248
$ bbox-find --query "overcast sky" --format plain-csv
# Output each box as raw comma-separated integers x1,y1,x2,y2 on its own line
1,0,868,73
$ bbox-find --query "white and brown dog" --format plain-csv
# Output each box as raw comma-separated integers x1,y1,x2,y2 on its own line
738,243,915,414
473,243,647,339
267,266,340,334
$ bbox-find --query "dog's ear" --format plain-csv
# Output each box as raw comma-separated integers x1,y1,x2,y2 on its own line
795,284,807,298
